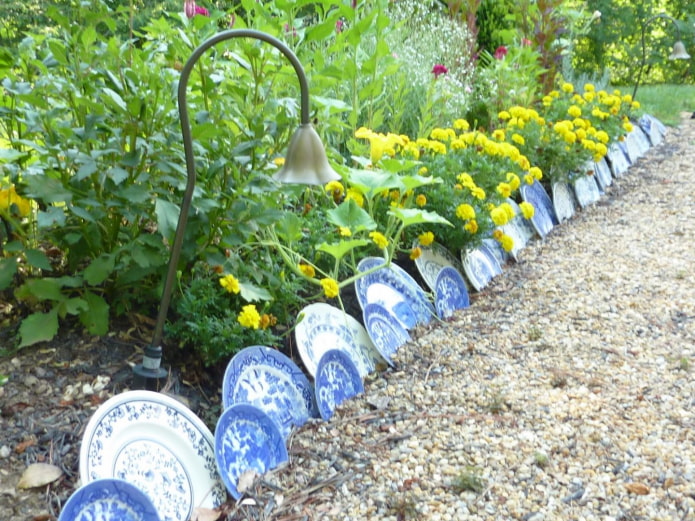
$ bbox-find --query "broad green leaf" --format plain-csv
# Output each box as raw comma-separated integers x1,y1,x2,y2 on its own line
317,239,369,261
57,297,88,317
37,206,66,228
15,278,64,302
0,149,24,163
326,199,377,232
239,282,272,302
25,249,52,271
79,292,109,335
389,208,452,227
0,258,18,290
84,254,116,285
273,212,303,243
400,174,443,191
343,168,403,196
101,87,127,112
18,309,59,348
24,176,72,204
155,199,180,241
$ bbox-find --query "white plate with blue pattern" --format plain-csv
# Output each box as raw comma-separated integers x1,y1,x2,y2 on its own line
520,180,558,238
315,349,364,420
413,241,465,293
434,266,470,319
59,478,160,521
214,403,288,500
461,243,503,292
80,391,226,521
222,346,318,439
362,302,411,365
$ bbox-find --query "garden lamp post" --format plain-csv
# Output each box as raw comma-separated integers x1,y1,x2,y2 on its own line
133,29,340,388
632,13,690,100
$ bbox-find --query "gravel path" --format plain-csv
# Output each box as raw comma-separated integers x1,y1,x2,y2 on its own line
252,115,695,521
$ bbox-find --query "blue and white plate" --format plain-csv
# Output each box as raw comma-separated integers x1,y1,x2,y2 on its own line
413,241,465,293
298,303,385,376
572,173,601,209
552,181,577,222
356,257,434,326
505,198,535,246
362,302,411,365
625,125,650,161
365,282,418,329
608,142,630,177
80,391,226,521
594,158,613,191
315,349,364,420
222,346,318,439
461,243,503,292
639,113,666,146
214,404,288,500
520,180,558,238
59,479,160,521
294,306,372,378
483,237,510,266
434,266,470,319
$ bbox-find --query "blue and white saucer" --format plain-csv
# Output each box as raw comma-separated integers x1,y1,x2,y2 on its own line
461,243,503,292
572,173,601,209
413,241,465,293
222,346,318,439
520,180,558,238
315,349,364,420
552,181,577,222
594,158,613,191
59,479,160,521
434,267,470,319
362,302,411,364
215,404,288,500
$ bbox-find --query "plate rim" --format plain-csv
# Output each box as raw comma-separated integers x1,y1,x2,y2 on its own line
59,478,160,521
362,302,411,365
315,349,365,420
434,265,470,318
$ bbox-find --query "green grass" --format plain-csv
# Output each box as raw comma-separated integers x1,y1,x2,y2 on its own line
633,84,695,126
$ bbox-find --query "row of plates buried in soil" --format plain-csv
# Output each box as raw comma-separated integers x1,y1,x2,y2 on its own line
62,115,666,521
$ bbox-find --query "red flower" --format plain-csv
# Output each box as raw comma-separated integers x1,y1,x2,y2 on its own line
431,64,448,78
493,46,508,60
194,5,209,16
184,0,209,18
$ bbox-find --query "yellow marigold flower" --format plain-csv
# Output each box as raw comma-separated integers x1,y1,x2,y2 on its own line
219,274,241,294
470,186,486,200
455,203,476,221
496,182,512,198
506,172,521,191
403,142,421,159
259,313,277,330
492,129,505,141
369,231,388,249
583,91,595,103
499,234,514,252
561,82,574,93
298,263,316,278
621,94,633,103
464,219,478,234
238,304,261,329
418,166,428,175
524,174,535,185
568,105,582,118
345,188,364,207
542,95,553,107
418,231,435,246
492,229,503,240
623,121,633,133
500,202,515,221
563,131,577,144
595,142,608,157
273,157,285,167
490,207,509,226
325,180,345,197
511,133,525,146
355,126,375,139
409,247,422,260
339,226,352,237
457,172,474,187
529,166,543,180
415,194,427,207
430,127,451,141
320,278,339,298
584,83,595,92
498,110,511,120
519,201,535,219
454,118,470,130
631,101,640,110
370,136,385,164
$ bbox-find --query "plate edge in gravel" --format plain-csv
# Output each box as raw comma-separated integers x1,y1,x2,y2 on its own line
58,478,160,521
435,266,470,319
362,302,411,365
315,349,365,420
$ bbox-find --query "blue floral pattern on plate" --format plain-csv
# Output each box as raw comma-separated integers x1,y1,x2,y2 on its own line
572,174,600,209
461,243,503,292
552,181,577,222
594,158,613,191
355,257,434,326
362,302,411,365
315,349,364,420
79,391,226,521
222,346,318,439
59,479,160,521
520,180,558,239
434,266,470,319
413,241,465,293
639,113,666,146
364,282,418,329
214,404,288,500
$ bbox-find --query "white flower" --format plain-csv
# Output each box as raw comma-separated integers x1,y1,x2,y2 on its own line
591,10,602,21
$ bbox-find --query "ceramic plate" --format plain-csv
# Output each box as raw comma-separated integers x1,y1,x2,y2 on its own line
434,266,470,319
483,237,510,266
505,198,535,246
639,113,666,146
552,181,576,222
214,404,288,500
59,479,160,521
222,346,318,439
80,391,226,521
594,158,613,191
315,349,364,420
608,142,630,177
365,282,418,329
356,257,434,326
500,220,526,262
298,303,384,376
362,302,411,365
520,181,558,238
413,241,465,293
461,243,503,292
572,174,601,209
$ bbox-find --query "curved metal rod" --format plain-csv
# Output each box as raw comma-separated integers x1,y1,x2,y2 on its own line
150,29,310,350
632,13,682,100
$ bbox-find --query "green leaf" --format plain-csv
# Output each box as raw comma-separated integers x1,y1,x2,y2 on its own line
273,212,303,243
57,297,88,317
25,249,52,271
83,254,116,286
239,282,272,302
37,206,67,228
15,278,64,302
343,168,403,196
0,148,25,163
18,309,59,348
388,208,452,227
400,174,443,192
326,199,377,232
155,199,180,242
101,87,127,112
79,292,109,335
24,176,72,204
317,239,369,261
0,258,18,290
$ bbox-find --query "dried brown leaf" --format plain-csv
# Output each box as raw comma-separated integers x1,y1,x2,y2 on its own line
625,482,650,495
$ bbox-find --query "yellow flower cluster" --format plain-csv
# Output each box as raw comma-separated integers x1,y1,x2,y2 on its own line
320,278,339,298
355,127,416,162
219,274,241,294
0,185,32,217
